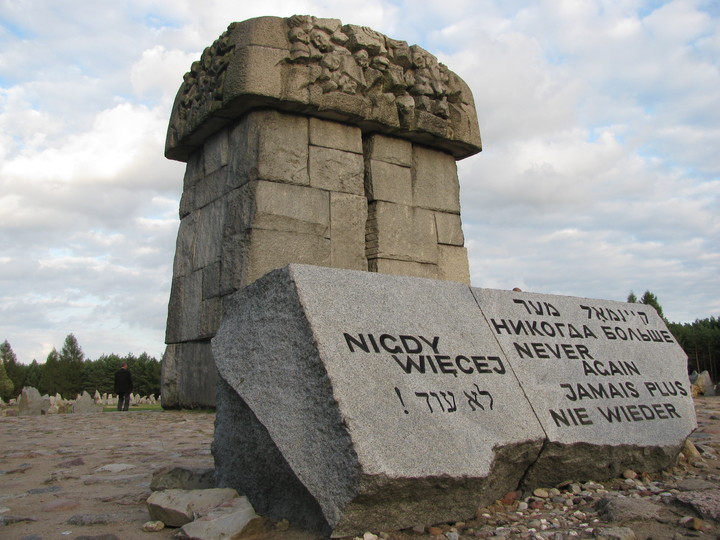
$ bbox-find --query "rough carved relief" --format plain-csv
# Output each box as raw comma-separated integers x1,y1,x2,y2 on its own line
176,24,236,124
285,15,460,123
166,15,480,162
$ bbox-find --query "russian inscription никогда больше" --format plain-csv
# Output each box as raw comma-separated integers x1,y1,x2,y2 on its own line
472,288,695,487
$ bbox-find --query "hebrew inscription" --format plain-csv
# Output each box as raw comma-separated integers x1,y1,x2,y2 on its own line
473,289,695,445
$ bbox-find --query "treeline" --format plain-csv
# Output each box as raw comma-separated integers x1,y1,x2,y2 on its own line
0,334,160,402
668,317,720,383
629,290,719,383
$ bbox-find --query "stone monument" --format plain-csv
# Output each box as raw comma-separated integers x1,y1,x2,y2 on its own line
162,15,481,408
212,264,696,536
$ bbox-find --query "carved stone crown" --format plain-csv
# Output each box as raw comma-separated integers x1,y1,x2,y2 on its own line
166,15,481,161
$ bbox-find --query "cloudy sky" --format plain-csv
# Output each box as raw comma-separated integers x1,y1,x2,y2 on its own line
1,0,718,363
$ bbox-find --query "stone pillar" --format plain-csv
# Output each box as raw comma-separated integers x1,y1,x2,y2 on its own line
162,15,481,408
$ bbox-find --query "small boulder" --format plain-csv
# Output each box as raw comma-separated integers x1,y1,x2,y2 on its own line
146,488,240,527
177,496,260,539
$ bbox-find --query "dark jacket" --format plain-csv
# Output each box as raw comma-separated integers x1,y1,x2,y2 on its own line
114,368,133,394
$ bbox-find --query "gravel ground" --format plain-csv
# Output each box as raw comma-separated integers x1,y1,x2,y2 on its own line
0,397,718,540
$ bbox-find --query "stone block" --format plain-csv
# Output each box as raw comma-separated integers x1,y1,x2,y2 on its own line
178,496,260,539
160,344,181,408
365,159,412,205
146,488,239,527
199,296,222,340
252,180,330,236
202,261,221,300
229,15,290,49
219,233,251,295
230,110,310,186
330,192,367,270
212,265,545,536
309,117,363,154
244,229,330,285
435,212,465,246
18,386,50,416
368,258,438,280
412,145,461,213
363,134,412,167
368,201,438,264
193,199,226,271
437,245,470,285
308,146,364,195
72,391,103,414
162,340,216,409
223,45,286,111
469,288,697,488
171,215,196,279
203,128,228,175
194,168,229,210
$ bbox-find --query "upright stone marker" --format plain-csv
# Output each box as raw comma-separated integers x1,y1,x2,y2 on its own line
212,265,696,536
162,15,481,408
471,289,696,487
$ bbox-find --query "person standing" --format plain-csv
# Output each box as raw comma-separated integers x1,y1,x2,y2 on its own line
114,362,133,411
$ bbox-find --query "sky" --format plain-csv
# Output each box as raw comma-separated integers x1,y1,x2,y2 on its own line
1,0,718,364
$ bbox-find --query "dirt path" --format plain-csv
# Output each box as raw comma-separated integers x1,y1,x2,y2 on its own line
1,398,718,539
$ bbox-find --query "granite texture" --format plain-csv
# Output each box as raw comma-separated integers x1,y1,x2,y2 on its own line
212,265,544,536
470,288,697,487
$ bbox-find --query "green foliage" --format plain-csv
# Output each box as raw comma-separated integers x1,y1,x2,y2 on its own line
627,290,665,319
24,360,41,389
0,361,14,401
1,340,25,396
639,290,664,319
59,333,85,397
669,317,720,383
5,334,162,400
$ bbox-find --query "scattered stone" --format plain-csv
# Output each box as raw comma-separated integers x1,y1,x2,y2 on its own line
592,526,636,539
622,470,637,480
94,463,136,473
679,515,705,530
176,496,260,539
28,486,61,494
142,520,165,532
18,387,50,416
682,439,703,462
67,513,117,525
677,478,716,491
1,463,32,474
427,526,443,535
146,488,240,527
149,466,214,491
58,457,84,467
675,489,720,521
72,391,103,414
41,499,80,512
595,496,661,522
0,515,37,525
533,488,550,498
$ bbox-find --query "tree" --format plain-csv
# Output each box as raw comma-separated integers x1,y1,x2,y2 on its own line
639,290,664,319
0,361,14,401
59,333,85,397
1,340,25,396
24,360,41,389
38,348,61,396
627,291,638,303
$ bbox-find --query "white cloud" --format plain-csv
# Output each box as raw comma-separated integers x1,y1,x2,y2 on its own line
0,0,718,365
